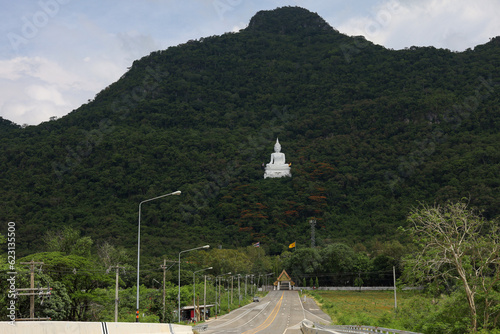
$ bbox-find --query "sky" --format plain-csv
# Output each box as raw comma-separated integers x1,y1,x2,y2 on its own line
1,0,499,126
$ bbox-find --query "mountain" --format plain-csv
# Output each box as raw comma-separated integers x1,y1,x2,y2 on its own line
1,6,499,258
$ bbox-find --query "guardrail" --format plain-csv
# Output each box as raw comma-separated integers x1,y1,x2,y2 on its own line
301,320,422,334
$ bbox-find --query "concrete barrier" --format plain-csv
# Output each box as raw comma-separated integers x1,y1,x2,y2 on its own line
301,321,423,334
0,321,193,334
301,320,339,334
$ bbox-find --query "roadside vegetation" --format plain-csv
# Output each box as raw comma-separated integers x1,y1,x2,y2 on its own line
308,289,500,334
305,200,500,334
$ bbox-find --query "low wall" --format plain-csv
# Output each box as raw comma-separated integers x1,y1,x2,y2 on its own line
0,321,193,334
297,286,423,291
300,287,393,291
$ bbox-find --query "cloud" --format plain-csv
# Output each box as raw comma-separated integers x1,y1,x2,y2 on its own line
337,0,500,50
0,14,162,125
25,84,66,106
0,57,70,124
0,54,123,125
0,56,78,86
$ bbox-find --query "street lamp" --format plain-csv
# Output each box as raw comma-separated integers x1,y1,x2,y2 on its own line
136,190,181,322
193,267,212,322
178,245,210,322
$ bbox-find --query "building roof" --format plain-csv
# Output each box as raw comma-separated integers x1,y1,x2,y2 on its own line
273,269,295,286
181,304,215,310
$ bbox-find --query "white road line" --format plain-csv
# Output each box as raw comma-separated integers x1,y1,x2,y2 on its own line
209,302,271,330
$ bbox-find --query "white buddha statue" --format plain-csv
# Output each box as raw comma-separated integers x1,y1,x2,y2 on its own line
264,138,291,179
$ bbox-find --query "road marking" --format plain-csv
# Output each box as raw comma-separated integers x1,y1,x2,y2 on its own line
242,292,284,334
209,302,270,330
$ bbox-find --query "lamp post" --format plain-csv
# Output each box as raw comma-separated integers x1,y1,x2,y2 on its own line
178,245,210,322
136,190,181,322
193,267,212,322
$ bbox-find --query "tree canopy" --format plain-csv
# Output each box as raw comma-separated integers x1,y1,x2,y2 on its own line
403,200,500,332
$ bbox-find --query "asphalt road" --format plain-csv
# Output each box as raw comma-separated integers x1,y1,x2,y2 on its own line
203,290,331,334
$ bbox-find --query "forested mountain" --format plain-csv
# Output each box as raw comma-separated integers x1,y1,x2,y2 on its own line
1,6,500,258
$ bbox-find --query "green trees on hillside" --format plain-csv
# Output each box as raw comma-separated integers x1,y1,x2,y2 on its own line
1,7,499,257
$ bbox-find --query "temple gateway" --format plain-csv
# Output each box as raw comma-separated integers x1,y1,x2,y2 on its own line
274,270,295,290
264,138,292,179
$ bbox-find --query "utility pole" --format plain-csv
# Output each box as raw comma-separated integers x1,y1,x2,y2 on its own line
159,259,177,322
231,275,233,305
309,219,316,248
112,265,125,322
115,266,119,322
393,266,397,311
161,259,167,322
196,295,200,322
28,261,39,319
238,275,241,307
18,260,50,320
203,275,207,321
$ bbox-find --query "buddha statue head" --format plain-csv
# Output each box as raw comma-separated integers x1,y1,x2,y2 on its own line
274,138,281,153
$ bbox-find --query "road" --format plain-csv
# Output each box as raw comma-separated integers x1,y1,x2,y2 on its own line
203,290,331,334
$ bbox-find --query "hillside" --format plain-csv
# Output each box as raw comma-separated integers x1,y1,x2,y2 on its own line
1,6,499,258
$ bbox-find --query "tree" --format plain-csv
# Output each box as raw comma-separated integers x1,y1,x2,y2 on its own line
404,200,500,332
43,227,93,257
97,241,130,269
282,248,321,279
18,252,113,321
319,243,356,285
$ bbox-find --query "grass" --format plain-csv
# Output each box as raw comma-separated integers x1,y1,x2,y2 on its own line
306,290,417,328
304,290,500,333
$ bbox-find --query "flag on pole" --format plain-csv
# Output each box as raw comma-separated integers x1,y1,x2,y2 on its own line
289,241,296,249
253,242,260,247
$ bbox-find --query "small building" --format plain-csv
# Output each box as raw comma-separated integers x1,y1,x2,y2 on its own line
273,270,295,290
180,304,214,322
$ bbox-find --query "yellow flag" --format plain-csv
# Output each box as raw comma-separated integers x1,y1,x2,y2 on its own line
289,242,296,249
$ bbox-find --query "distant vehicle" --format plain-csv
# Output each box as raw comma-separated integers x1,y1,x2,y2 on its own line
253,296,259,302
